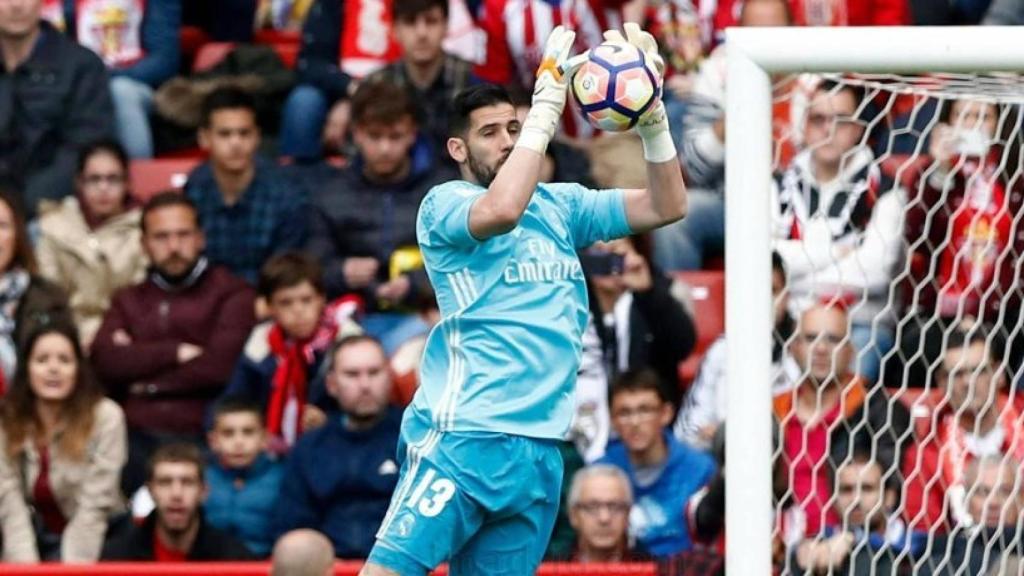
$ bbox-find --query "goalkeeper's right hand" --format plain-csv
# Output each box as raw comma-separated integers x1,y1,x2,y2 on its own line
516,26,587,156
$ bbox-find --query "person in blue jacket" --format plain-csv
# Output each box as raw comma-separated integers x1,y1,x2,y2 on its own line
598,369,717,558
204,395,285,557
274,334,401,559
60,0,180,158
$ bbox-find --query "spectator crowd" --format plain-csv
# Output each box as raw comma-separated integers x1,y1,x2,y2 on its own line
2,0,1024,573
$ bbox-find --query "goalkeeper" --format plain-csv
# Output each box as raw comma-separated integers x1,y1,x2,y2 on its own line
362,23,687,576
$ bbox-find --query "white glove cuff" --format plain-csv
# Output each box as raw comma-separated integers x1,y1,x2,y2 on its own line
516,109,557,155
640,126,677,164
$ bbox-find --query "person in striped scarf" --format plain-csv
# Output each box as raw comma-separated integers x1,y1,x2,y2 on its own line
220,251,362,454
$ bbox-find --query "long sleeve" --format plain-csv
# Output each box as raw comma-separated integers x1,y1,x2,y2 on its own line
307,202,352,297
150,288,255,395
809,189,905,295
771,177,853,282
631,271,697,403
24,55,114,211
34,233,67,292
0,451,38,562
678,47,727,192
688,472,725,541
61,400,128,562
673,338,727,450
679,95,726,191
90,294,180,388
114,0,181,87
271,187,309,254
274,454,321,537
295,0,350,100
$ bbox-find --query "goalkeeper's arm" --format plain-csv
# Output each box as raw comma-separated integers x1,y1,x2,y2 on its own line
468,26,582,240
609,23,688,233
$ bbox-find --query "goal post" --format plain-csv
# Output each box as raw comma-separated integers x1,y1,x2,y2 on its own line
724,26,1024,576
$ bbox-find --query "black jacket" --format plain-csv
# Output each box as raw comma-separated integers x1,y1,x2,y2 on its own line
100,511,254,561
306,146,455,305
586,269,696,406
0,22,114,215
919,526,1024,575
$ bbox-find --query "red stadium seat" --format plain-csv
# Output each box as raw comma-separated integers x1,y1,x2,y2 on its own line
253,29,301,69
192,42,236,73
179,26,210,59
254,28,301,46
129,158,203,203
270,42,300,69
673,270,725,389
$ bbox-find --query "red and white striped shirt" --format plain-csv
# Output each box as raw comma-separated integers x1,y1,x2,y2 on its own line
475,0,627,138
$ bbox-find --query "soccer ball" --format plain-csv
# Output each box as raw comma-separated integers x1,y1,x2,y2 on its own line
570,42,661,132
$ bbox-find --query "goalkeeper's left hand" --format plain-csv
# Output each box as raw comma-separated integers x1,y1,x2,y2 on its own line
517,26,588,156
604,23,677,164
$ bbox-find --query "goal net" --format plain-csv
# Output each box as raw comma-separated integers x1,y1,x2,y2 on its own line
722,27,1024,576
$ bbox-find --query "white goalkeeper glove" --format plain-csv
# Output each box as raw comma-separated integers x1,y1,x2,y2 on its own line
604,23,677,164
516,26,587,156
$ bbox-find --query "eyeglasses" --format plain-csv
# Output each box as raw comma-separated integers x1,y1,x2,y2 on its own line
799,332,845,347
81,174,125,187
806,112,858,128
611,405,661,422
575,501,631,516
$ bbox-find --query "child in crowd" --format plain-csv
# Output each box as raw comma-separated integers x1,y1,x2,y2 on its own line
220,251,360,453
204,396,285,557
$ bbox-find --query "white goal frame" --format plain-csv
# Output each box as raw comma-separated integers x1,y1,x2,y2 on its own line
724,26,1024,575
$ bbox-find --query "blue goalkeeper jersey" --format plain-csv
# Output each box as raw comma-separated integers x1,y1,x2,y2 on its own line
409,179,632,440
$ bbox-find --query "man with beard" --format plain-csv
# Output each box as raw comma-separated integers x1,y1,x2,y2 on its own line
362,23,687,576
101,443,253,561
274,335,401,559
92,193,256,495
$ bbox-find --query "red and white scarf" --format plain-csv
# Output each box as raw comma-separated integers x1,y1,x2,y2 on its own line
265,297,363,449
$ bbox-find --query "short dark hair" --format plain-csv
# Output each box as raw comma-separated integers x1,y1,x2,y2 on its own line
259,251,325,299
394,0,448,23
351,79,418,128
816,79,866,111
200,87,257,128
827,439,897,499
448,84,514,138
609,369,670,405
77,138,129,177
147,442,205,483
944,323,1001,368
211,395,265,427
141,191,200,234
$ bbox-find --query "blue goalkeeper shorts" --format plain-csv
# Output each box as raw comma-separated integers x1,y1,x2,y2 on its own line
366,417,564,575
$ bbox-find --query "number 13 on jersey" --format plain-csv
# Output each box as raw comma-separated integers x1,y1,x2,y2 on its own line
407,468,457,518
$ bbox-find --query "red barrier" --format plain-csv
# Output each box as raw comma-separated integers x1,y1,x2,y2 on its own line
1,562,658,575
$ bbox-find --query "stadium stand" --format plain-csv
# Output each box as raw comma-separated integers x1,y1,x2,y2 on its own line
673,270,725,388
128,158,202,201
